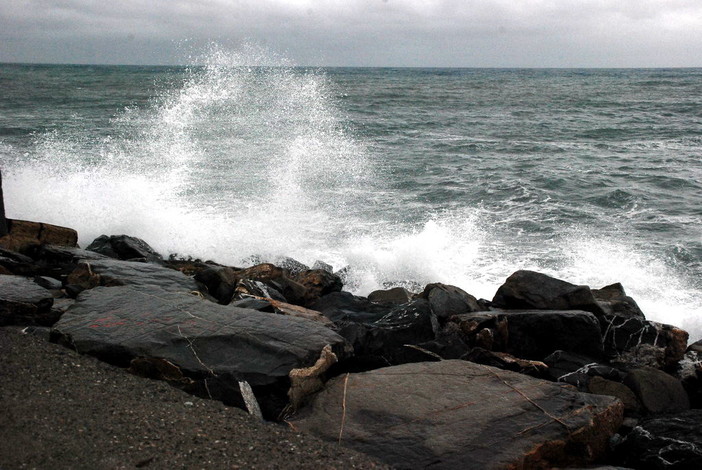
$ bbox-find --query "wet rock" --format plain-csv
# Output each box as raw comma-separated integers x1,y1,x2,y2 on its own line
592,283,645,319
311,260,333,273
252,297,335,327
544,350,625,390
193,265,240,303
86,234,163,262
418,283,483,320
623,367,690,414
367,287,413,305
289,360,624,469
463,347,548,378
501,309,604,360
677,349,702,408
603,316,688,370
70,258,199,293
0,219,78,253
492,270,605,316
234,279,287,302
0,275,55,326
291,269,343,307
311,291,392,323
613,409,702,469
33,275,62,291
274,257,309,275
0,247,38,275
588,376,640,413
51,285,351,419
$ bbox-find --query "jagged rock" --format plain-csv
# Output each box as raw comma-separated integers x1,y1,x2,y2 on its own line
239,297,335,327
0,219,78,252
588,376,640,413
613,409,702,469
311,260,333,273
274,257,309,275
86,234,163,262
367,287,413,305
0,275,55,326
623,367,690,414
463,347,548,378
291,269,343,307
544,350,625,390
419,283,483,320
677,350,702,408
603,316,688,369
51,285,351,419
193,265,240,303
68,258,199,294
234,279,287,302
592,283,645,319
492,270,605,316
289,360,624,469
311,291,393,323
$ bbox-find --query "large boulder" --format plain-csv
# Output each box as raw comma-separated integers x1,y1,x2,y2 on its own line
0,275,56,326
613,409,702,469
289,360,624,469
86,234,163,262
492,270,604,316
51,286,351,418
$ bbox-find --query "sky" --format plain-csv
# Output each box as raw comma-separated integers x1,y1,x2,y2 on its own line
1,0,701,67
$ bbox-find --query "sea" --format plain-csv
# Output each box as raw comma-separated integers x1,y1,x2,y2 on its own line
1,48,701,339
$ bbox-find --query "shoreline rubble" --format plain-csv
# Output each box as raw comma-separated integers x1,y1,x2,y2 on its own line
2,215,702,469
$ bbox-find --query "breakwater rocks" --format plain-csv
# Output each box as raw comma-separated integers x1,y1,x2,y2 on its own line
2,223,702,469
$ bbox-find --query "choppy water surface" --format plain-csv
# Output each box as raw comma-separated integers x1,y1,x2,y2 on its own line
1,50,700,337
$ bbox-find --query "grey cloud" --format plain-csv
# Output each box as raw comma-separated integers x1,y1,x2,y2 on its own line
1,0,701,66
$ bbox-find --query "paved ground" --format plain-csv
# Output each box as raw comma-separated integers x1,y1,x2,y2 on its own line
0,327,389,469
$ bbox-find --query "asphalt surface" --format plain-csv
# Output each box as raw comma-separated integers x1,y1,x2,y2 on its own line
0,327,389,469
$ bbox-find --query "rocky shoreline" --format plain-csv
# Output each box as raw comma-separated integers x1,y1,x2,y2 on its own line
2,216,702,469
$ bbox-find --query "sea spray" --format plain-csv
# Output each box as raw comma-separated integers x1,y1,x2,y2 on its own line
1,55,700,339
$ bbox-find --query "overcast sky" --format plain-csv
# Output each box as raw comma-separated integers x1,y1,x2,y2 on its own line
1,0,701,67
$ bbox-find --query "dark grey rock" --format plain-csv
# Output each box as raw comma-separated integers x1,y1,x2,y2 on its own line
492,270,605,316
311,260,334,273
367,286,412,305
51,285,351,418
290,360,624,469
0,275,56,326
592,283,645,319
419,282,483,320
623,367,690,414
73,258,199,293
613,409,702,469
86,234,163,262
34,275,62,291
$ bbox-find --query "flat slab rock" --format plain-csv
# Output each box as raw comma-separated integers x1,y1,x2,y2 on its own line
289,360,623,470
52,286,351,389
76,258,198,293
0,275,54,325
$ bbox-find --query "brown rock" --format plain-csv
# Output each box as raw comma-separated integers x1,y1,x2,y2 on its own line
623,367,690,414
0,219,78,252
290,360,624,469
588,376,640,413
